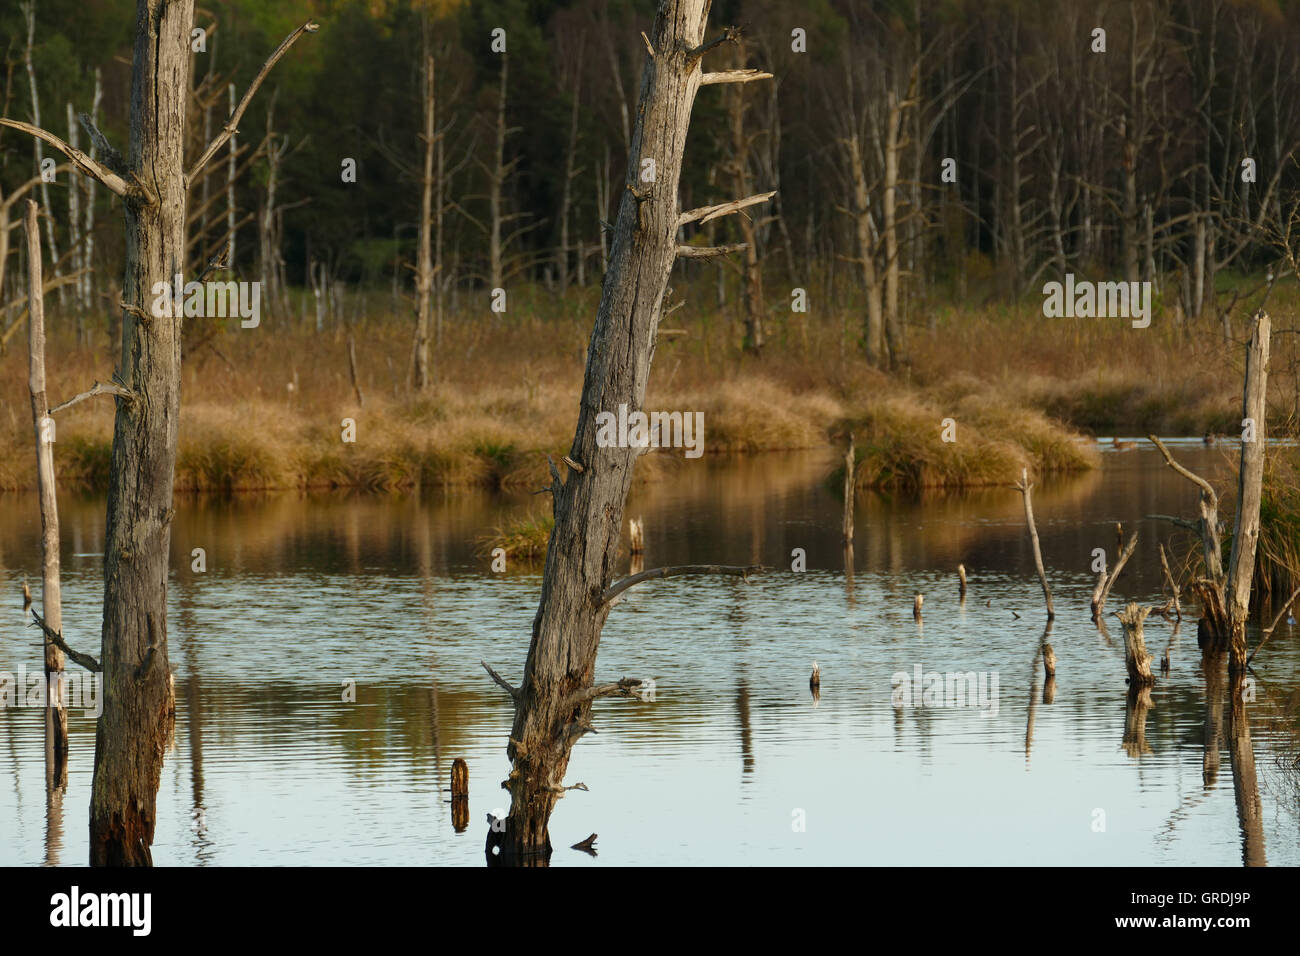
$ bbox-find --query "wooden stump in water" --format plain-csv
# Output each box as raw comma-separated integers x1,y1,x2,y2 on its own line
450,758,469,833
957,564,967,600
1119,602,1156,687
1042,642,1056,679
913,593,924,620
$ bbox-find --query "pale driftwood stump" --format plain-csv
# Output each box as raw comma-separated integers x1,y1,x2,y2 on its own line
1119,602,1156,687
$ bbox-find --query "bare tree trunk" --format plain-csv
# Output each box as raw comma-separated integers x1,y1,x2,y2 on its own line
23,2,62,302
413,46,435,390
83,68,102,315
484,0,771,863
226,82,237,265
25,199,67,788
556,51,583,293
65,103,83,333
489,55,508,293
1225,312,1270,669
883,88,904,368
727,71,764,354
0,5,317,866
847,132,883,365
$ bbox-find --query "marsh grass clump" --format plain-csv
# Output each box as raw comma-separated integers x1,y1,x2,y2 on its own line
478,510,555,565
836,393,1097,491
1256,449,1300,606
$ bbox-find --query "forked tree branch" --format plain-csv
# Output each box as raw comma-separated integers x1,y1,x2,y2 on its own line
48,380,135,415
0,119,130,196
601,564,768,606
187,20,320,186
31,609,101,673
480,660,519,700
678,191,775,228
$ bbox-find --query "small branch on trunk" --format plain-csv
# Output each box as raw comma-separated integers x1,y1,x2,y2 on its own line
48,380,134,415
678,191,775,228
1092,530,1139,620
601,564,767,606
1146,513,1198,532
686,26,741,66
76,112,126,175
0,119,130,196
187,20,320,186
700,69,773,86
31,609,100,673
480,660,519,701
562,677,646,709
676,242,747,259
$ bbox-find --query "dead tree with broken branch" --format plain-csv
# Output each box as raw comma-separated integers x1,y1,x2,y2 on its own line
0,6,316,867
479,0,775,864
1147,310,1270,671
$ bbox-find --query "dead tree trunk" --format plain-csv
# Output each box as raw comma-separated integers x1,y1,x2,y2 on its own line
3,7,316,866
413,47,436,390
480,2,772,864
1119,602,1155,687
1015,468,1054,619
1225,311,1270,669
24,200,67,788
1147,312,1270,668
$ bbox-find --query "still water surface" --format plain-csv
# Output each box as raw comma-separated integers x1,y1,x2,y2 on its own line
1,443,1298,865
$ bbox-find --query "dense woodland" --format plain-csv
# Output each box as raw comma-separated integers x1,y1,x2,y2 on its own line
3,0,1300,366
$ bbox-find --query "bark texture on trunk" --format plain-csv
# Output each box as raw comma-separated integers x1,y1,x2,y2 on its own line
488,0,767,864
88,0,195,867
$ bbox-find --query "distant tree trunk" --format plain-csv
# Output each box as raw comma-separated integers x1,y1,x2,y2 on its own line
25,199,68,789
83,68,102,314
258,92,285,316
65,104,83,334
23,2,62,303
727,70,764,354
489,55,508,293
847,131,883,365
413,44,435,390
556,53,583,293
883,87,905,368
226,82,237,266
484,0,771,863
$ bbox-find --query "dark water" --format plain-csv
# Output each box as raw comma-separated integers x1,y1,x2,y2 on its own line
1,442,1298,865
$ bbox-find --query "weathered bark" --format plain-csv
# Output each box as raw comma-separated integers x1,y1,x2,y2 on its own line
485,0,771,863
25,199,67,789
0,4,323,867
85,0,197,867
1119,602,1155,687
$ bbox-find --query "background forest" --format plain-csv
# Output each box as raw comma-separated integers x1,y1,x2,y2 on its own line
4,0,1300,496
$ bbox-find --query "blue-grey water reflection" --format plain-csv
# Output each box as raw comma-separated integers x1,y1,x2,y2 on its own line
1,443,1298,865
